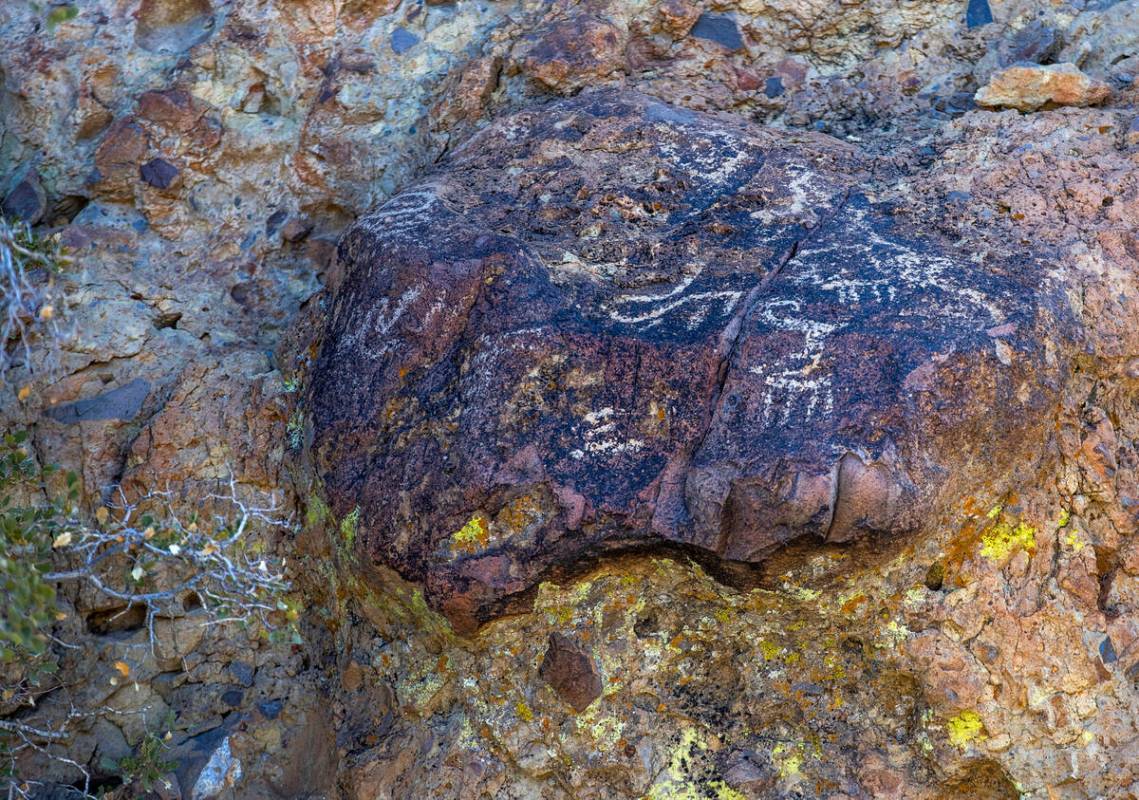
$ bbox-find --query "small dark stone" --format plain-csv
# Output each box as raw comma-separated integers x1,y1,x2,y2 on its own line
539,633,602,712
221,689,244,707
139,158,180,189
258,699,283,719
932,92,975,117
229,661,255,687
45,379,150,424
999,21,1059,66
391,27,420,55
689,14,743,51
2,171,46,225
946,191,972,204
966,0,993,28
764,76,785,98
924,561,945,591
266,209,288,235
1100,636,1118,664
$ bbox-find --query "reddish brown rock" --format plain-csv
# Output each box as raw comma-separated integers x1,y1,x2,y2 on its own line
310,89,1074,630
975,63,1111,112
539,633,603,712
522,15,627,93
136,89,208,133
91,119,149,199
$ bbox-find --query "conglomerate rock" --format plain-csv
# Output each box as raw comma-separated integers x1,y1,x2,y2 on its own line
311,89,1074,630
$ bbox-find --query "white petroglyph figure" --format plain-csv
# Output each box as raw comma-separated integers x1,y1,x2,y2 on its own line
363,187,442,240
750,298,839,426
570,406,646,460
750,206,1006,429
336,285,423,362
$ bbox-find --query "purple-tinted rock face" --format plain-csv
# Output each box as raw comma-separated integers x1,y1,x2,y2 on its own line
309,90,1071,631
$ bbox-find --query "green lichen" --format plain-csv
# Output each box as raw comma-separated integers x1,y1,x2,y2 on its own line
45,4,78,30
286,408,304,450
340,506,360,549
946,710,986,749
979,520,1035,561
305,493,330,528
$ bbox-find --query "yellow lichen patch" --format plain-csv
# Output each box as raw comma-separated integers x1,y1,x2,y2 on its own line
946,710,986,749
782,584,820,602
515,700,534,723
979,520,1035,561
881,620,911,646
1057,508,1070,528
576,711,624,750
1063,529,1085,552
647,727,709,800
450,513,490,555
760,640,782,661
771,742,804,781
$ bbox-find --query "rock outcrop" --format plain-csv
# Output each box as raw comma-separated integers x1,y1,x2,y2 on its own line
311,89,1073,629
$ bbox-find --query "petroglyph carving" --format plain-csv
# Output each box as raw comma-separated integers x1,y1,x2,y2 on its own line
311,90,1071,629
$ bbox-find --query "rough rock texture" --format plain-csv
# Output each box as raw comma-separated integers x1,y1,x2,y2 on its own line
311,89,1073,629
2,0,1139,797
975,63,1111,111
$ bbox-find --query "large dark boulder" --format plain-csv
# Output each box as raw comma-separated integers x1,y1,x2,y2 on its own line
309,90,1072,631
